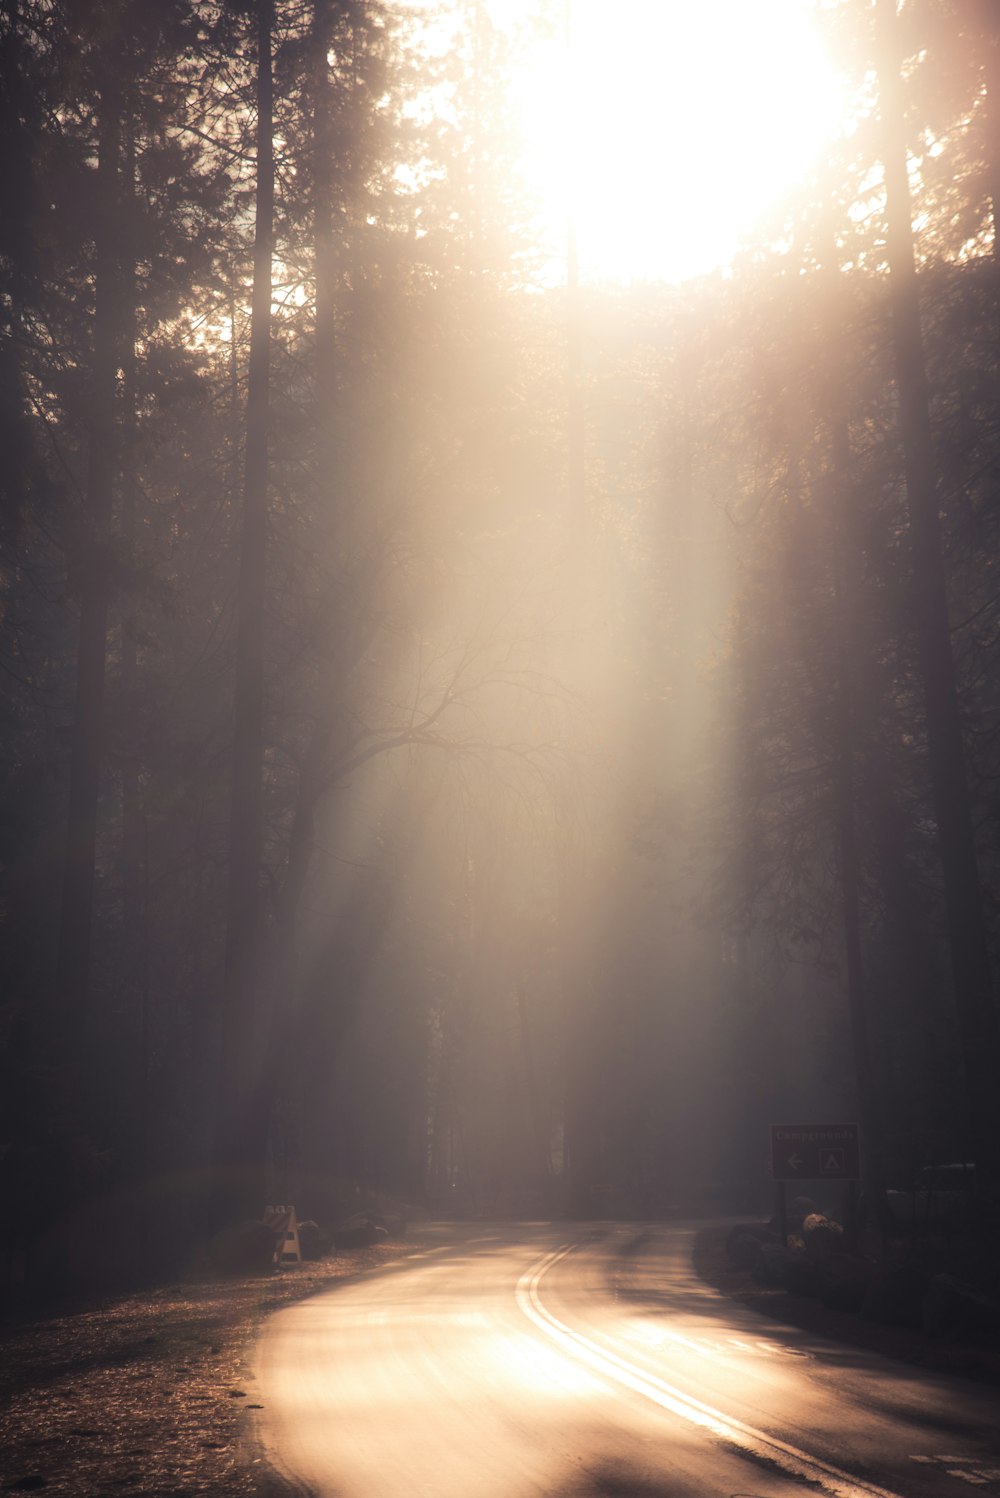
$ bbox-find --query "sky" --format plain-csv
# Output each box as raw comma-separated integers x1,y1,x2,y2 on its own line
496,0,850,284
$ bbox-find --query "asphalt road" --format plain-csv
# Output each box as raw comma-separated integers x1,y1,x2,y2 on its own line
255,1222,1000,1497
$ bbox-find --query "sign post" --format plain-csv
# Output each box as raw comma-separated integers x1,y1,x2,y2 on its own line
770,1123,861,1182
769,1124,861,1246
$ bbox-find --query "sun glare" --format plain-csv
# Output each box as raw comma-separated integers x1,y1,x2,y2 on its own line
501,0,849,284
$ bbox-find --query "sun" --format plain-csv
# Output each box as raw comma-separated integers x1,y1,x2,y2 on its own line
500,0,850,284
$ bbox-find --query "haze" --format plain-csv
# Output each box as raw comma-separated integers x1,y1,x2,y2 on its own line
3,2,999,1470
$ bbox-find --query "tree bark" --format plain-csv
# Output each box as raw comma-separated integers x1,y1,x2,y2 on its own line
812,214,884,1199
516,975,552,1190
563,1,584,515
216,0,274,1223
312,0,338,416
985,38,1000,256
56,64,122,1045
876,0,999,1176
968,0,1000,254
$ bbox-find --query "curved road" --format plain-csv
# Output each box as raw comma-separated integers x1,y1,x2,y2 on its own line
255,1223,1000,1497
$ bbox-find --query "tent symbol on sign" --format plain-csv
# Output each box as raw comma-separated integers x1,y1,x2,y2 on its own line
821,1148,845,1173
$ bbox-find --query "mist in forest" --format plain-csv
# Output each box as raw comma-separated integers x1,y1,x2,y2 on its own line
2,0,999,1300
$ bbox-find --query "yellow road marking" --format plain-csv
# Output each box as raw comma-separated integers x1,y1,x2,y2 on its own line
516,1244,901,1498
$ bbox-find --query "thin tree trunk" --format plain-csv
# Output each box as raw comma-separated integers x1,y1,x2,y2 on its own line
284,0,342,953
231,0,344,1195
813,217,884,1203
986,43,1000,257
564,1,584,515
515,976,551,1189
312,0,337,414
829,448,881,1202
970,0,1000,254
876,0,999,1176
56,69,122,1044
216,0,274,1223
114,113,155,1270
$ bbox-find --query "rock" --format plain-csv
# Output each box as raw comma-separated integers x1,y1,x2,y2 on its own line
822,1274,868,1312
817,1253,869,1312
727,1229,762,1270
333,1212,389,1251
753,1243,798,1286
206,1220,276,1277
922,1273,1000,1342
862,1265,926,1328
802,1213,844,1262
784,1255,824,1297
726,1223,777,1269
296,1219,332,1261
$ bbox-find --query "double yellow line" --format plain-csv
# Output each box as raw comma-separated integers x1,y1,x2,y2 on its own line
516,1244,900,1498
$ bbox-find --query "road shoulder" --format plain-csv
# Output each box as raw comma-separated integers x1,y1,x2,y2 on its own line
691,1221,1000,1385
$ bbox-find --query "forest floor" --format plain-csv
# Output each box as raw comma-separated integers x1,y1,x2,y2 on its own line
0,1242,409,1497
4,1223,999,1498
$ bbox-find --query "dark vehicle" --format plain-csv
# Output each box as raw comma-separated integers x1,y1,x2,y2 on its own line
884,1163,976,1227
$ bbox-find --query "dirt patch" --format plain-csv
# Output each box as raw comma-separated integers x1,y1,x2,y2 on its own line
691,1222,1000,1383
0,1244,407,1496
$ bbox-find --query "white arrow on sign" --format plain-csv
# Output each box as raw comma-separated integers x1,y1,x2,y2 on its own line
787,1153,804,1170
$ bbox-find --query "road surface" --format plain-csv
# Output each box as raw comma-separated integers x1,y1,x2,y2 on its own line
255,1222,1000,1497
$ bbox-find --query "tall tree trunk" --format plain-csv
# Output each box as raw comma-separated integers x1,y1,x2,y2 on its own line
986,40,1000,256
56,65,122,1045
969,0,1000,254
234,0,344,1190
814,219,884,1201
563,0,584,515
312,0,338,417
294,0,343,947
216,0,274,1223
829,439,881,1201
515,975,552,1190
118,118,154,1268
876,0,999,1176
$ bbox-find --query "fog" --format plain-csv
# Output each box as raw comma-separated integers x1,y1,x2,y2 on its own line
2,0,998,1300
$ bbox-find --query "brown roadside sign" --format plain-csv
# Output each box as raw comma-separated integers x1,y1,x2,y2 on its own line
770,1123,860,1181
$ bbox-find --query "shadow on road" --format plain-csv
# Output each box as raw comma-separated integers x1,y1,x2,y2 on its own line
551,1463,679,1496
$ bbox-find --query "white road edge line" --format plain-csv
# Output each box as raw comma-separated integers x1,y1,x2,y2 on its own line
515,1244,902,1498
